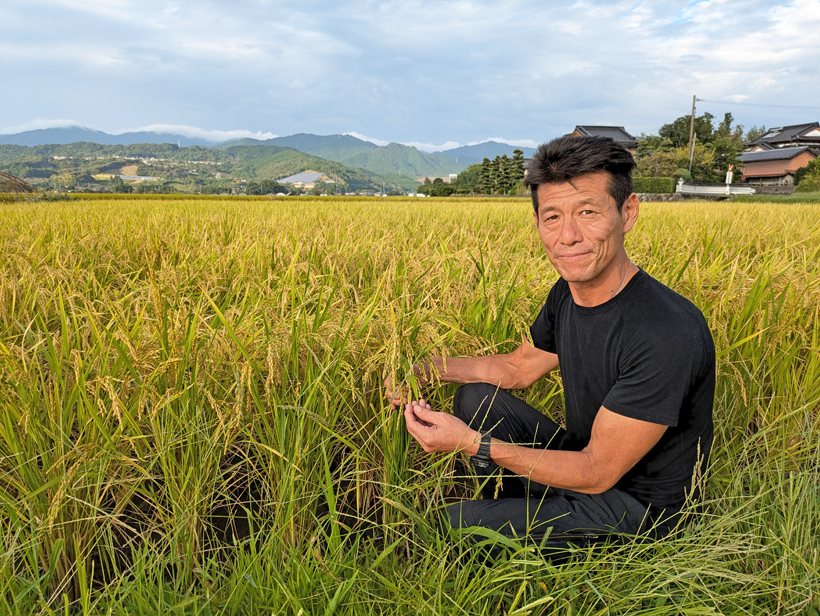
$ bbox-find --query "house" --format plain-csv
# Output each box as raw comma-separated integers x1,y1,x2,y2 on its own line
739,121,820,185
745,122,820,151
565,126,639,155
739,146,817,185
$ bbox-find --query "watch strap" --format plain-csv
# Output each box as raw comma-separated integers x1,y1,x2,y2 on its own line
471,432,492,468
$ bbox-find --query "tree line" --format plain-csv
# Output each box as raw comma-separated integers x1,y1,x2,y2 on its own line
424,111,818,195
636,112,755,183
416,149,526,196
414,112,759,196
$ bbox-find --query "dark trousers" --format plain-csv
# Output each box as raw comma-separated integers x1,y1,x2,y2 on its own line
445,383,677,547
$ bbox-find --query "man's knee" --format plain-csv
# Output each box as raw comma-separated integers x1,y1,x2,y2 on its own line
443,500,477,532
453,382,504,427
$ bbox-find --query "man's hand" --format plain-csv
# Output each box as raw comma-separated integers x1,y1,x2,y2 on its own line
404,399,480,454
385,363,433,410
384,375,409,410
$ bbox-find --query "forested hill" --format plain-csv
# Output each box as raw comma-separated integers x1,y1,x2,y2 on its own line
220,145,419,190
0,126,215,147
0,130,534,182
0,142,422,192
222,133,464,177
433,141,536,166
0,142,226,162
223,134,379,161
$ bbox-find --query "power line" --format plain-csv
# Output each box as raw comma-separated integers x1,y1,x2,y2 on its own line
697,98,820,111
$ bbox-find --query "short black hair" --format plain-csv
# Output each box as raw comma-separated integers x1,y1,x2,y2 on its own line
524,136,636,213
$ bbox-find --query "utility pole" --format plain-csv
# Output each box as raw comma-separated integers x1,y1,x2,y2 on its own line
687,94,697,174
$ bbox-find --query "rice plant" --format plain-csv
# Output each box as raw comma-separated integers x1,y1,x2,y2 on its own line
0,196,818,615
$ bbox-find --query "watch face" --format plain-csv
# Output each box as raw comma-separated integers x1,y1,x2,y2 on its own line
472,458,490,468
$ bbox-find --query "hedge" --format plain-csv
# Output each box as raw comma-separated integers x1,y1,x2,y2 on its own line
633,176,676,193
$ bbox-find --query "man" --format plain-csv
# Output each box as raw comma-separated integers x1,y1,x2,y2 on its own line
386,136,715,545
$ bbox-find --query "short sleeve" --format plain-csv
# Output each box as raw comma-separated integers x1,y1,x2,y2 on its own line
602,329,702,427
529,279,567,354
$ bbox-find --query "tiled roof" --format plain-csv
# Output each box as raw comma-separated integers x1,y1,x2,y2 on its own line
739,146,814,162
748,122,820,146
278,171,323,184
567,126,638,146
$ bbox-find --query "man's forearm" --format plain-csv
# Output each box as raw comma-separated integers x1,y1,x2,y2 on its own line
461,436,611,494
457,406,667,495
416,355,532,390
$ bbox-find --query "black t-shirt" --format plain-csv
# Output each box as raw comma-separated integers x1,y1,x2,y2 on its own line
530,269,715,508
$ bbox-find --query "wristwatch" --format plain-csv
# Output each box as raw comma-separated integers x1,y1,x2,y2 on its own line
471,432,492,468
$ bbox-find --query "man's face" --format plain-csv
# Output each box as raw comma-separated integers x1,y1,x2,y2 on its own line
533,171,638,287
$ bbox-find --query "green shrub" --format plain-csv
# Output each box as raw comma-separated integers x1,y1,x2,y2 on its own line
796,174,820,192
633,176,676,193
795,159,820,192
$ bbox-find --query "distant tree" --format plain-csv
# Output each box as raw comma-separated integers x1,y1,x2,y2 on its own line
133,181,175,194
261,179,287,194
450,163,482,194
497,154,512,194
659,112,716,147
417,177,433,196
479,158,494,194
795,159,820,191
636,135,674,159
136,163,155,176
636,143,716,182
636,149,680,179
429,177,455,197
644,112,743,182
710,113,745,177
313,181,336,195
745,125,767,142
246,180,261,195
109,175,132,193
511,149,525,179
49,172,77,190
248,179,288,195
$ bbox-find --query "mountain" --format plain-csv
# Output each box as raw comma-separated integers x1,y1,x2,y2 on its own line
0,141,422,192
0,126,215,147
269,134,380,160
0,127,533,180
341,142,462,177
218,144,419,190
433,141,536,166
222,133,463,178
219,133,378,160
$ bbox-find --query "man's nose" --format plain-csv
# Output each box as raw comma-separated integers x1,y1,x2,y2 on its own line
559,217,583,244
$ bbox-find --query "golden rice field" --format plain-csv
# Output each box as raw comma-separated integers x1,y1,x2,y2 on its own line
1,195,819,615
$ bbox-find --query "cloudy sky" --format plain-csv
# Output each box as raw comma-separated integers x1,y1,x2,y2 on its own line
2,0,819,151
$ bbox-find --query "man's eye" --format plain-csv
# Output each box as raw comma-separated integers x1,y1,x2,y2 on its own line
580,209,594,215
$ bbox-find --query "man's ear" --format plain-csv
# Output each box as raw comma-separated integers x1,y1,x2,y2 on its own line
621,193,639,233
533,209,539,226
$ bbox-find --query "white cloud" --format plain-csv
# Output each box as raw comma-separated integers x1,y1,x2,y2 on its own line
403,141,463,153
467,138,539,149
115,124,277,142
407,138,539,153
0,119,277,142
343,132,389,146
0,118,85,133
